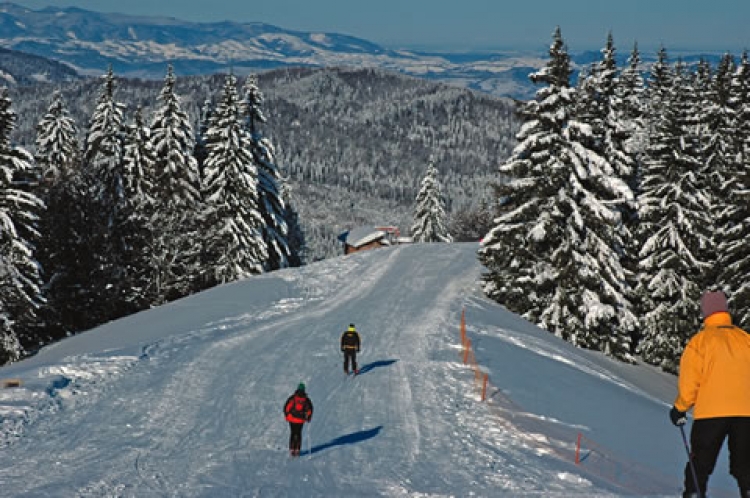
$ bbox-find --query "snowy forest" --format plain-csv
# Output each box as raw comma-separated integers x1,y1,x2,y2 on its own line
3,25,750,375
480,28,750,374
0,63,515,365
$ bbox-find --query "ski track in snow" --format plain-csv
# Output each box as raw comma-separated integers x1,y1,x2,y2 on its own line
0,243,729,496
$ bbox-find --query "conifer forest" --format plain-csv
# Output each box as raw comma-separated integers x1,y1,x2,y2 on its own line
2,29,750,376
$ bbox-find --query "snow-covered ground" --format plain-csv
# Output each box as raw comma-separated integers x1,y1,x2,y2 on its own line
0,243,737,497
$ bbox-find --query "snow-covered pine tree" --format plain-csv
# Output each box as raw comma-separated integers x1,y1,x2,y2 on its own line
115,107,158,312
0,87,44,363
562,34,637,361
33,90,82,341
34,90,79,184
479,26,576,322
617,43,647,157
411,161,452,243
615,44,648,323
194,99,213,177
149,65,202,302
480,28,636,361
83,66,126,209
694,55,738,286
636,57,712,373
80,65,127,323
719,51,750,327
241,74,290,271
201,73,266,285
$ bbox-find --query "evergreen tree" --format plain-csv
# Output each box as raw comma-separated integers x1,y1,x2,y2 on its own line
480,28,635,361
614,43,648,335
201,74,266,285
116,107,158,311
83,66,126,209
34,91,79,183
149,65,202,301
241,74,290,271
80,66,127,322
564,34,637,360
479,26,575,321
34,90,81,342
719,51,750,327
411,162,452,243
695,56,739,286
0,87,44,363
194,98,213,177
636,58,711,373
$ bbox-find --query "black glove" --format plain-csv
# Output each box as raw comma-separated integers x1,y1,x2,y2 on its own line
670,406,687,426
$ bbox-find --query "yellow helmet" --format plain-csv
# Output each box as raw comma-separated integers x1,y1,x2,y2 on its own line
348,323,356,332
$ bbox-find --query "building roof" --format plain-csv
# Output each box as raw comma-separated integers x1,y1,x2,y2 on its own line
341,226,389,248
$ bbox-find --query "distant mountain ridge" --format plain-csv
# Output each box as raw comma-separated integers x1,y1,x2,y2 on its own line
0,2,546,98
0,3,732,98
0,46,79,85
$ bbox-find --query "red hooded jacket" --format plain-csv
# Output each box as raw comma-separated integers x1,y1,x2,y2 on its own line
284,390,313,424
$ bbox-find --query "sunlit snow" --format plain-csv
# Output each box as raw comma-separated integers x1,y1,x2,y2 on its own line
0,243,737,496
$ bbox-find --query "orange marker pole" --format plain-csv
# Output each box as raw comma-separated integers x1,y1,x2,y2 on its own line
575,433,582,464
460,308,466,345
481,374,488,401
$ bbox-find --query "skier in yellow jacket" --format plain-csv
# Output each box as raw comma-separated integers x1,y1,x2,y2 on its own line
670,290,750,498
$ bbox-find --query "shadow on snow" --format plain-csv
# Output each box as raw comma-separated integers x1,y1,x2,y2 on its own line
357,359,398,376
305,426,383,455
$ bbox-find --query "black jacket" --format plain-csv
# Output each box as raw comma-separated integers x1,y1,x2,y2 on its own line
341,330,361,352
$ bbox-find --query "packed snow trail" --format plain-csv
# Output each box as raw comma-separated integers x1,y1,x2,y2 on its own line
0,243,734,496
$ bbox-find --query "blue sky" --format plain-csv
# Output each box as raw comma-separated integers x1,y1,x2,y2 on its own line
8,0,750,52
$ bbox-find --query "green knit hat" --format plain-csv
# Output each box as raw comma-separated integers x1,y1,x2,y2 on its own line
297,382,306,392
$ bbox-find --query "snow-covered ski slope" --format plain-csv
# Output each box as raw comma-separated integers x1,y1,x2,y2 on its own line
0,243,737,497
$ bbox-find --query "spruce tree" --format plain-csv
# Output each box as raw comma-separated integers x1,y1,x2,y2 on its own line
241,74,290,271
34,90,81,341
80,66,127,322
411,162,452,243
201,74,266,285
116,107,158,311
0,87,44,363
614,43,648,343
719,51,750,327
194,99,213,177
480,28,635,361
34,91,80,183
479,26,575,321
149,65,202,301
696,56,738,286
636,58,711,373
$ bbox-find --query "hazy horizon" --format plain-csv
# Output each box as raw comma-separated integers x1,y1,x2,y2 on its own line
4,0,749,54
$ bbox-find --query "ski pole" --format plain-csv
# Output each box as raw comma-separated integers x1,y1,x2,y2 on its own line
679,425,701,495
307,421,312,459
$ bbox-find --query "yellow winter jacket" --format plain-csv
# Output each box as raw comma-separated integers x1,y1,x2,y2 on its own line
673,312,750,419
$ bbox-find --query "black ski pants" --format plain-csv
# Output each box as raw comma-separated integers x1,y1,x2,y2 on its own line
343,349,357,373
289,422,303,452
683,417,750,496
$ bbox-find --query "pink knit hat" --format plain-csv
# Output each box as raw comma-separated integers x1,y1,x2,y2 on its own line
700,290,728,319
